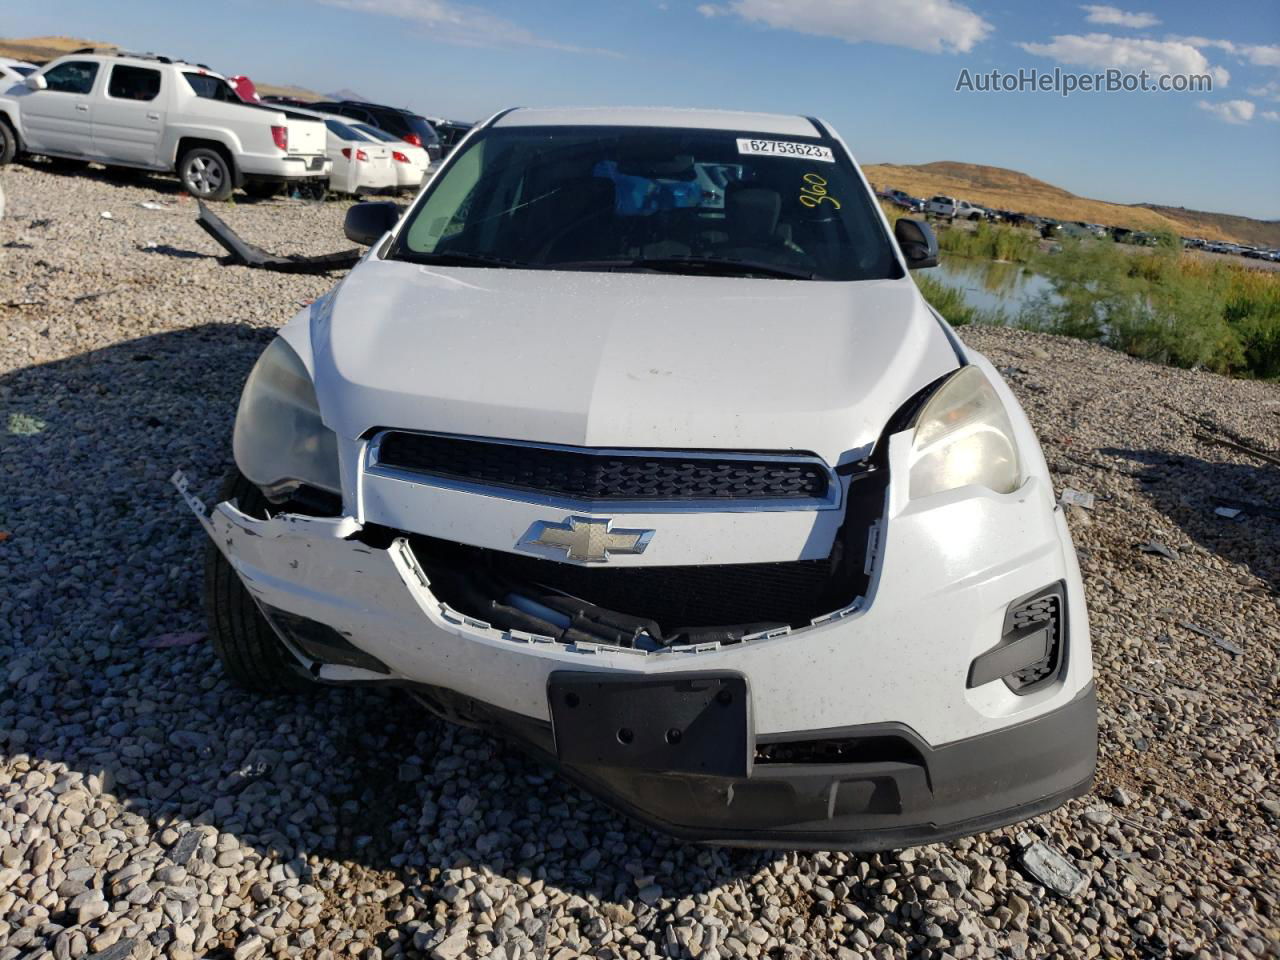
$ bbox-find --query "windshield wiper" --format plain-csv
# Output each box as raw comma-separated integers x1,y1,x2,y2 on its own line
551,256,820,281
394,251,543,270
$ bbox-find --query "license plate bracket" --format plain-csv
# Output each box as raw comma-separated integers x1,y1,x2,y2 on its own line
548,671,751,777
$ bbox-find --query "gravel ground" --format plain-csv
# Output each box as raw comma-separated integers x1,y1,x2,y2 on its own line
2,161,1278,960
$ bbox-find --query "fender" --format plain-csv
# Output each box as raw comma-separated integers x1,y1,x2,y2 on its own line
166,123,244,169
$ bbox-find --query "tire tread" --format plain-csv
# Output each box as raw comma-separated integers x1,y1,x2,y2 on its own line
203,471,312,693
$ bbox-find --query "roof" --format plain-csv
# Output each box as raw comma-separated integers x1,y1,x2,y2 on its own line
54,49,220,73
493,107,823,137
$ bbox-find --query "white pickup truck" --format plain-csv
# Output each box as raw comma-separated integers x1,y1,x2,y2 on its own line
0,52,329,200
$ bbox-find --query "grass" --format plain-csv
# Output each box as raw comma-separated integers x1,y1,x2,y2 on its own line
879,202,1038,264
1016,236,1280,378
937,221,1039,263
914,273,1008,327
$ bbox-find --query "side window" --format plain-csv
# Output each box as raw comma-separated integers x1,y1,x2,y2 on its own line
107,65,161,101
182,73,240,102
42,60,99,95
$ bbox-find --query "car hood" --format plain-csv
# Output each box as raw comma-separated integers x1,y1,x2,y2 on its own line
309,258,960,466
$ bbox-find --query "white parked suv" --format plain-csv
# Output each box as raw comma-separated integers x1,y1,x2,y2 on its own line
176,107,1096,848
0,51,329,199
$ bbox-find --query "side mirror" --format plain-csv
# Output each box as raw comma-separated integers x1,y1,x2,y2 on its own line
25,74,48,91
894,217,938,269
343,201,402,246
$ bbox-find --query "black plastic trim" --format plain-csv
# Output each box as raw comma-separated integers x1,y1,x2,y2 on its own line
484,106,521,128
805,116,831,139
441,681,1097,850
260,604,391,674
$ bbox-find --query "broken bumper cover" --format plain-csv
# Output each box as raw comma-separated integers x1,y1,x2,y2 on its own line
173,466,1095,846
491,680,1096,849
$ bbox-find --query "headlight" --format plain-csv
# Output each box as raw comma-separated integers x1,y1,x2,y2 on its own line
233,337,340,499
908,366,1021,499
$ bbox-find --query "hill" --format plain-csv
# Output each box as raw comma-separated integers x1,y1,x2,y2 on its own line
0,35,322,101
863,161,1278,246
1136,203,1280,248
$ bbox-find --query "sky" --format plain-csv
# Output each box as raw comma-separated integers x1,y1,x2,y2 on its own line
3,0,1278,218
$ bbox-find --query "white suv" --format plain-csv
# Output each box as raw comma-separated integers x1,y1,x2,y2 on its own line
0,52,329,199
176,107,1096,849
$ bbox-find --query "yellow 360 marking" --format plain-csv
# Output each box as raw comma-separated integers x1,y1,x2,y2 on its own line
799,172,841,209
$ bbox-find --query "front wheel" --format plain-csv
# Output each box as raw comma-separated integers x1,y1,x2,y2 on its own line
179,146,234,200
204,471,313,693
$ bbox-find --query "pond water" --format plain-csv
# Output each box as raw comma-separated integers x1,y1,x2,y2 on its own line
929,255,1057,320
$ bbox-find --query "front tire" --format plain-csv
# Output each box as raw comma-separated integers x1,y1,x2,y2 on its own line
204,471,313,693
179,146,234,200
0,119,18,165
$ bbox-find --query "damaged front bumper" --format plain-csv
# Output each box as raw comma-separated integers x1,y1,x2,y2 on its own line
172,466,1096,848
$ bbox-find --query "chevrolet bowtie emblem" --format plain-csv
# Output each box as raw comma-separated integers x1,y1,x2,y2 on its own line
518,516,655,563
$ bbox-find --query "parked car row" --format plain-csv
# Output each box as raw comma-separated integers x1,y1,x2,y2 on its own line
0,50,330,199
1184,236,1280,262
875,183,1275,261
0,47,469,201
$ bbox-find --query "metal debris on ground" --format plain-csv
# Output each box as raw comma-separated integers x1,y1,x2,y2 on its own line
73,288,116,304
1193,428,1280,468
137,201,167,210
1213,496,1280,521
195,200,361,273
1016,830,1090,897
1059,487,1096,510
1139,541,1177,560
1178,620,1220,641
1178,620,1241,655
1214,506,1242,519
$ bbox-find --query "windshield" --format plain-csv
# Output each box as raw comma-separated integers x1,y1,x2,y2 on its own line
390,125,898,281
324,118,365,141
353,122,401,144
406,115,440,146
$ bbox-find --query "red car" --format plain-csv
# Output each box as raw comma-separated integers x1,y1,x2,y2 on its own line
227,75,260,103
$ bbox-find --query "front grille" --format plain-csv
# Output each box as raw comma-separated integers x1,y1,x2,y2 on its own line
373,432,830,503
410,534,847,638
1003,586,1065,693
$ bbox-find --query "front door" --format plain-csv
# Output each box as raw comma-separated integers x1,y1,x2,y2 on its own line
21,60,100,155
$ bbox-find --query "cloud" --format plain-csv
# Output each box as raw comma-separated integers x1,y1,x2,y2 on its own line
1242,44,1280,67
1019,33,1230,85
1248,80,1280,100
1263,110,1280,122
1171,37,1280,68
313,0,619,55
698,0,992,54
1081,5,1159,29
1197,99,1255,123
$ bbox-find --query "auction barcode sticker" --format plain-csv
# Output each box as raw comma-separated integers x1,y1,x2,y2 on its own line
736,138,835,162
